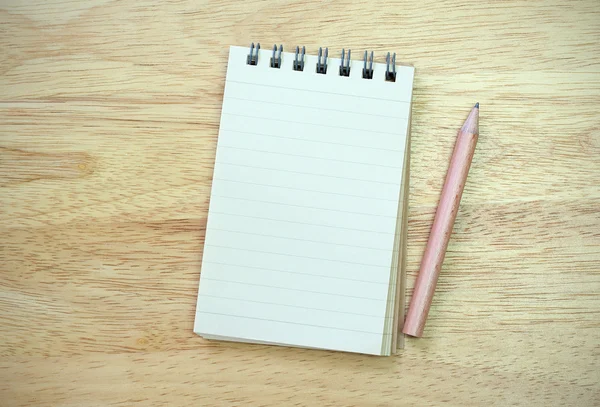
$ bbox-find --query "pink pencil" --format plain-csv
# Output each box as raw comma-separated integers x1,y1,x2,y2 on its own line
403,103,480,338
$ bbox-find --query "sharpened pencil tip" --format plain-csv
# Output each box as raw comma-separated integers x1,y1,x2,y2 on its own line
461,104,479,134
474,102,479,109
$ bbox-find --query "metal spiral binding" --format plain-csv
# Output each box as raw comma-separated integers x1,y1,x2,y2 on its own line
316,47,328,74
247,42,260,65
339,49,351,77
270,44,283,68
385,52,397,82
293,46,305,71
363,51,374,79
246,42,398,83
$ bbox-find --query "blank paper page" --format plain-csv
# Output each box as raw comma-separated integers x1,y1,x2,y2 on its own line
195,46,414,355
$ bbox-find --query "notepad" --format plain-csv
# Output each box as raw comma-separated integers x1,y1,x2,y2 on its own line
194,44,414,355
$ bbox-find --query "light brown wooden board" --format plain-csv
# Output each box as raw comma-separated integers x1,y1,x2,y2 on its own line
1,0,599,405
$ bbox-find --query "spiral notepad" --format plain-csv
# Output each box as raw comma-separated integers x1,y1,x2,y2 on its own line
194,43,414,355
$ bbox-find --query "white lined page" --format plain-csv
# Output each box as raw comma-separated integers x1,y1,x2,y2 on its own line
195,45,414,355
217,130,405,168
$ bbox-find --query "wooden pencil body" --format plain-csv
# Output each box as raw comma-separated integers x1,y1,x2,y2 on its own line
403,112,478,337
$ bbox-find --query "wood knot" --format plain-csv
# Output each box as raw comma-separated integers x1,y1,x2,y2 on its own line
0,147,96,186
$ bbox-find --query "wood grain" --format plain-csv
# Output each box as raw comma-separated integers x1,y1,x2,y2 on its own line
1,0,599,405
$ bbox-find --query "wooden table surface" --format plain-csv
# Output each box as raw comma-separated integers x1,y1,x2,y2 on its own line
1,1,599,406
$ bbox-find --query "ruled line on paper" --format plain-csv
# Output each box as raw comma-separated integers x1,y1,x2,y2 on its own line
218,129,404,152
196,311,384,335
220,120,403,149
210,195,399,219
208,212,392,235
201,261,390,285
201,278,384,301
212,178,399,202
226,96,407,120
227,79,412,104
202,246,391,269
221,112,406,136
207,228,391,251
216,162,398,185
217,145,403,170
197,294,387,318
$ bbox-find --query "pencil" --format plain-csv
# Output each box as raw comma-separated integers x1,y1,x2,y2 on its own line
403,103,480,338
